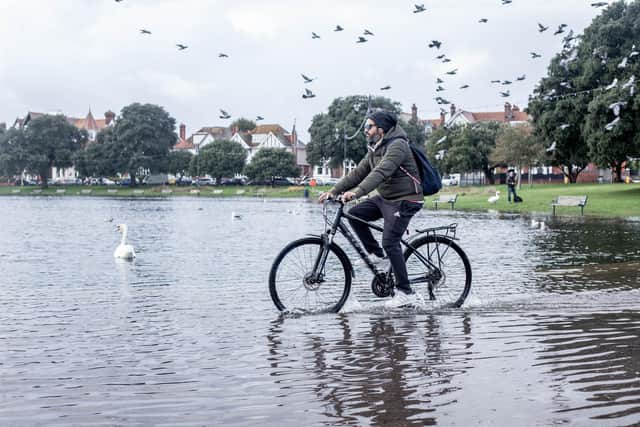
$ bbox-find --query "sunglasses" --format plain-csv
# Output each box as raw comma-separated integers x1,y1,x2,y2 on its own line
364,123,376,131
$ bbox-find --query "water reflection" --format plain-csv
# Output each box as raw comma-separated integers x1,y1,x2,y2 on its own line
267,312,474,425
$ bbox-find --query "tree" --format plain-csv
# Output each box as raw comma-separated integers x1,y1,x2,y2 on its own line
198,139,247,184
0,128,29,182
230,118,256,132
401,118,427,148
22,115,87,188
441,122,502,184
243,148,300,182
166,150,194,179
111,103,177,186
491,125,546,188
307,95,401,167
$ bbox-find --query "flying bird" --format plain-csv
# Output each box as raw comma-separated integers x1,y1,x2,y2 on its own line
429,40,442,49
609,101,626,117
530,52,542,59
301,73,315,83
605,78,619,90
218,53,229,58
605,117,620,131
139,29,151,35
554,24,567,35
380,85,392,90
478,18,488,23
436,136,447,144
436,54,446,59
516,74,526,81
364,29,374,36
219,109,231,119
538,23,549,32
500,90,511,97
502,80,512,85
546,141,557,152
413,4,426,13
559,124,571,130
591,2,608,7
460,84,470,89
490,79,501,84
356,36,368,43
114,0,123,2
334,25,344,32
302,88,316,99
436,77,445,84
311,32,320,39
446,68,458,75
442,58,451,63
256,116,264,121
176,44,188,50
436,86,446,92
502,0,513,4
618,57,628,68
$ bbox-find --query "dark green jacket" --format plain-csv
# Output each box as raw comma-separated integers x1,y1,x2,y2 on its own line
330,125,424,201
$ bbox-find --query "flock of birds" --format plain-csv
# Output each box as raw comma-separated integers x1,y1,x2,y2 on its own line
110,0,617,124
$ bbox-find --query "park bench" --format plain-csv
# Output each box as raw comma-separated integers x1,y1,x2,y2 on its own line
235,189,246,195
132,189,144,195
552,195,588,216
190,189,200,195
433,193,458,210
11,189,21,194
32,189,42,194
56,189,66,194
254,188,266,197
81,189,92,194
107,189,118,194
212,189,223,195
161,188,172,194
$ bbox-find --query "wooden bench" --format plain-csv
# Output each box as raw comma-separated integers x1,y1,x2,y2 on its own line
132,189,144,195
107,189,118,194
212,189,223,195
552,195,588,216
80,189,92,194
235,189,246,195
161,188,172,194
56,189,66,194
433,193,458,210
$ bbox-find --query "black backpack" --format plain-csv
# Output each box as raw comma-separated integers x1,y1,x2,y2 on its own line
389,137,442,196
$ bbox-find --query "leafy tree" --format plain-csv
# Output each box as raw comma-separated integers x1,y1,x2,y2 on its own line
243,148,300,182
491,125,546,188
230,118,256,132
166,150,194,178
425,126,461,175
74,141,118,179
22,115,87,188
198,139,247,184
0,128,29,182
111,103,177,186
441,122,502,184
307,95,400,167
401,118,427,148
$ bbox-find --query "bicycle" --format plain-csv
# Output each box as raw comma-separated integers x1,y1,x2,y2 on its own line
269,197,472,313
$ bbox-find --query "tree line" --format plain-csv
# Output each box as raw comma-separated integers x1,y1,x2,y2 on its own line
0,103,300,188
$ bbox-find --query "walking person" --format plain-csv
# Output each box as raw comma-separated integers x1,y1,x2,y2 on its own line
506,169,518,203
318,110,424,308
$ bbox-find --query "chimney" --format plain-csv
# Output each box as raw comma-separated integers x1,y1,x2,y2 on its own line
104,110,115,126
440,110,446,127
179,123,186,141
450,104,456,118
232,126,239,135
411,103,418,122
504,102,513,121
512,104,520,112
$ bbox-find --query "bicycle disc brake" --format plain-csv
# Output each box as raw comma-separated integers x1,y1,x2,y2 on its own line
371,272,393,298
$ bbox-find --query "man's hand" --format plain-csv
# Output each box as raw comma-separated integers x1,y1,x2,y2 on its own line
340,191,357,202
318,192,333,203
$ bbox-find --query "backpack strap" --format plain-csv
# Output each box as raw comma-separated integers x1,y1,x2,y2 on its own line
385,136,420,194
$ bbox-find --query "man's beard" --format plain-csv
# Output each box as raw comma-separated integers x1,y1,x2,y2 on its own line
367,133,382,144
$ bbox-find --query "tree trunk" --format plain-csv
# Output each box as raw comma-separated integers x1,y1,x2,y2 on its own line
516,165,522,190
483,167,495,185
612,161,623,183
130,171,137,188
39,168,49,189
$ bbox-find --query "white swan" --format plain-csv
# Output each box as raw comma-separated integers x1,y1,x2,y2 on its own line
488,191,500,204
114,224,136,259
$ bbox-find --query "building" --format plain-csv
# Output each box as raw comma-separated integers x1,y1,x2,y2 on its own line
13,110,116,181
173,122,310,176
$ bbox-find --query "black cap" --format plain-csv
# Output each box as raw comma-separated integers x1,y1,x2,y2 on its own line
368,110,397,133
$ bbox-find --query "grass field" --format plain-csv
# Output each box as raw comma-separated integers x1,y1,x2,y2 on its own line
1,183,639,217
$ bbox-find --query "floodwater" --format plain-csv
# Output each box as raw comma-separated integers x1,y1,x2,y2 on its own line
0,196,639,426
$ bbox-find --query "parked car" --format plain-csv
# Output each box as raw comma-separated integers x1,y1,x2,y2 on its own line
176,176,192,186
319,177,340,186
118,177,139,186
247,177,294,186
220,177,246,186
193,177,215,186
441,175,458,186
142,174,169,185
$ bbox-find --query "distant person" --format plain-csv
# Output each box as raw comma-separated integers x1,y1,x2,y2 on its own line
506,169,519,203
318,110,424,308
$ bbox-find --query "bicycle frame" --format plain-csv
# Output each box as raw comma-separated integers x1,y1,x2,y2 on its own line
311,199,448,283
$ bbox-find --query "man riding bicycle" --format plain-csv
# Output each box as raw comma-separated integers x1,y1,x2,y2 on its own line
319,110,424,308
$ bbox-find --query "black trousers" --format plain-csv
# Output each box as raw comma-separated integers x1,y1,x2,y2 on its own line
347,195,423,293
507,184,517,202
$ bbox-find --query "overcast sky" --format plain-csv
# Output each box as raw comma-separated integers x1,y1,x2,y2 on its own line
0,0,610,140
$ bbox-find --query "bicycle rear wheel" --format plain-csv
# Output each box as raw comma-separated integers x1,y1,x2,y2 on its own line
269,237,352,313
404,235,472,308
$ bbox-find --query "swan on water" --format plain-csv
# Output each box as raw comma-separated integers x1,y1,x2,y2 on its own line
114,224,136,259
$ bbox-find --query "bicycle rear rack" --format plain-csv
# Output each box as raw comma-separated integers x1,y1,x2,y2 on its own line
414,223,458,240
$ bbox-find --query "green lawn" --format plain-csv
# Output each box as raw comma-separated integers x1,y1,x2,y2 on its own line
2,182,639,217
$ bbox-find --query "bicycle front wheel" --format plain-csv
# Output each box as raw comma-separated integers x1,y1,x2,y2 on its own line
269,237,352,313
404,235,472,308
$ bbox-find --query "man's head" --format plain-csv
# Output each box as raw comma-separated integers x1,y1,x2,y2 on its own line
365,110,397,144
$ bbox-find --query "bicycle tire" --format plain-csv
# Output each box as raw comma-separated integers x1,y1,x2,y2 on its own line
269,237,352,313
403,235,472,308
